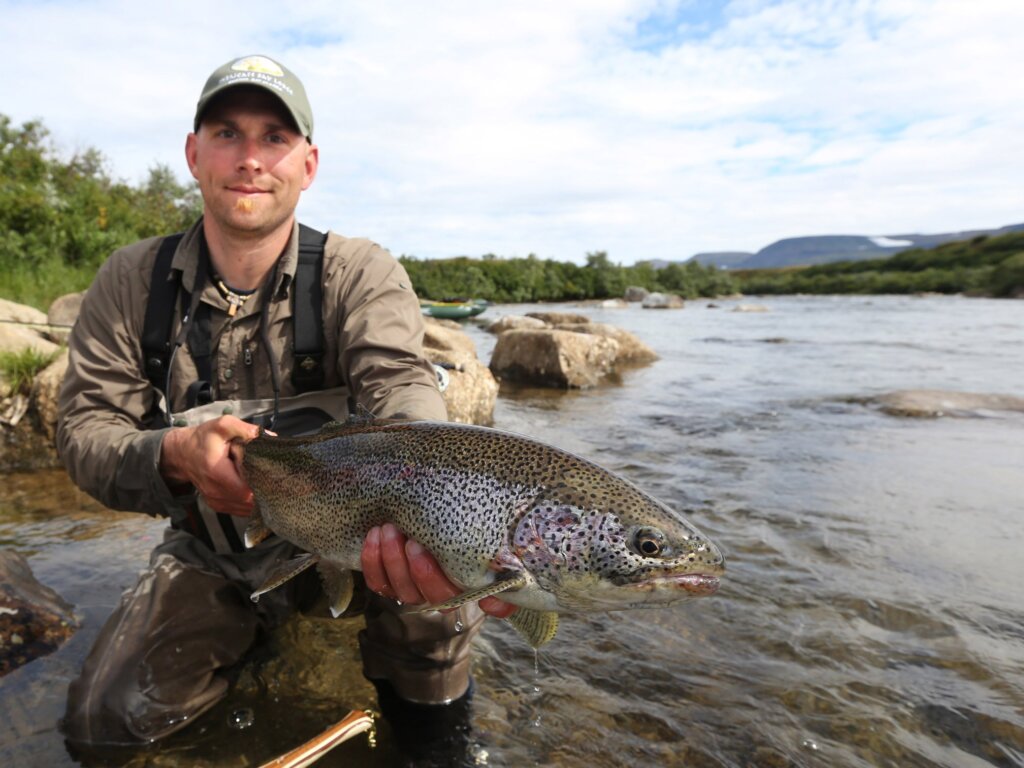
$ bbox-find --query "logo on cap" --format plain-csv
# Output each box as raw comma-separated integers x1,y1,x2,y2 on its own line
230,56,285,77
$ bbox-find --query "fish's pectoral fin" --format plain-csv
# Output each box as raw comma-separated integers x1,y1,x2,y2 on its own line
244,506,272,549
507,609,559,648
317,562,355,618
251,553,319,603
418,572,530,612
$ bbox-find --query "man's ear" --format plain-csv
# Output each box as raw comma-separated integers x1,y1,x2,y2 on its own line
184,133,199,179
302,143,319,191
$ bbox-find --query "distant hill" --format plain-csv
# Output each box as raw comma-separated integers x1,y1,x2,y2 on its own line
689,251,754,268
681,223,1024,270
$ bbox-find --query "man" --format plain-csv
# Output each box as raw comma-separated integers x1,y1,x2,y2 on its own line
57,54,511,750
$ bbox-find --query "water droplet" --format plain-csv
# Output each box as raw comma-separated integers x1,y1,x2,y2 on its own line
454,620,464,632
228,707,255,730
801,738,819,751
394,599,403,606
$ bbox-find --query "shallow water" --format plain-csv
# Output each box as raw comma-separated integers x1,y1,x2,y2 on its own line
1,295,1022,767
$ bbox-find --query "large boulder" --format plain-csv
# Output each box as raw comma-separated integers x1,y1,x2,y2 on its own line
0,550,78,676
552,322,658,365
0,299,60,357
486,315,548,334
526,311,592,325
624,286,649,302
489,329,619,389
422,318,498,425
46,292,84,344
30,350,69,442
641,292,684,309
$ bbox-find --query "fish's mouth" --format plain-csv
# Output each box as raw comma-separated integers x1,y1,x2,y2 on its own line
635,572,721,596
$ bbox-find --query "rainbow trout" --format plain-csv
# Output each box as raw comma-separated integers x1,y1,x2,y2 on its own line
242,418,725,647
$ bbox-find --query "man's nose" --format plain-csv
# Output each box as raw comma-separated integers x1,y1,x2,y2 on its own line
237,139,263,171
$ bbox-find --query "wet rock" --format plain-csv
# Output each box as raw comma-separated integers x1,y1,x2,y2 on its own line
865,389,1024,418
624,286,649,302
422,318,498,425
732,303,770,313
0,550,78,676
46,292,84,344
486,315,548,334
552,322,658,365
641,292,684,309
489,329,619,388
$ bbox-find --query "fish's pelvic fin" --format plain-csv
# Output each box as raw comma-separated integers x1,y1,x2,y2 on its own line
421,572,530,612
250,553,319,603
244,508,272,549
507,609,559,648
317,562,355,618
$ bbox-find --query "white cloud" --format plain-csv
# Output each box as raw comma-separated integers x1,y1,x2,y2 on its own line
3,0,1023,263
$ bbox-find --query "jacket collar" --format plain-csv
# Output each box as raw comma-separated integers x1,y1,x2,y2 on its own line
171,217,299,300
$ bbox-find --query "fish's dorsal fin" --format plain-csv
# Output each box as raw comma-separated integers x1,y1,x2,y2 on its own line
317,562,355,617
507,609,559,648
251,553,319,603
244,507,273,548
417,572,530,612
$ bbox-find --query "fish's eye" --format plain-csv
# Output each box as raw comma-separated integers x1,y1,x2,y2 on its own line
632,527,668,557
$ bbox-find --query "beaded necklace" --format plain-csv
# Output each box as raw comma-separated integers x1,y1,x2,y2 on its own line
212,275,257,317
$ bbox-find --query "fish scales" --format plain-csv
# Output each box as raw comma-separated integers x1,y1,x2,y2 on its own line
242,418,725,644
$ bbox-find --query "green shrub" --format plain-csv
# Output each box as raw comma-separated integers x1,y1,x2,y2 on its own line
0,347,59,395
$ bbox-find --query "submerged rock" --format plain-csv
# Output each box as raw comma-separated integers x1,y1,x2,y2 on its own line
861,389,1024,418
0,550,78,676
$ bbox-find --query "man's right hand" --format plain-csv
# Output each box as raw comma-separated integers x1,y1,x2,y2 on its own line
159,416,260,517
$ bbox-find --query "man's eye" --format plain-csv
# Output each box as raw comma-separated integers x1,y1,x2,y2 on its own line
267,134,287,144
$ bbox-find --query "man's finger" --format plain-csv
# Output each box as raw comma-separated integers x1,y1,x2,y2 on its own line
361,527,397,600
406,539,461,606
379,524,424,605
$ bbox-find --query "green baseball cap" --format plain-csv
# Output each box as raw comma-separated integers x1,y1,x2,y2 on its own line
194,55,314,140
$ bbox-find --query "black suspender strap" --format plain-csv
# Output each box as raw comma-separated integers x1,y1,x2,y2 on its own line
293,224,327,393
143,225,327,401
142,233,185,394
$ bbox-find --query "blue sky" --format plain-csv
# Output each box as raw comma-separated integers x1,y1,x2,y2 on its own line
3,0,1023,264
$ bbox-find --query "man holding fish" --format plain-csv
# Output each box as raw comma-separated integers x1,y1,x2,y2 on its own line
56,54,511,751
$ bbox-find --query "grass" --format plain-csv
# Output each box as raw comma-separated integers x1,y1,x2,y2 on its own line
0,347,60,395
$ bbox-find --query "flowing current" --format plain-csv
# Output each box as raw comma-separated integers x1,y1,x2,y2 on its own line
1,294,1022,767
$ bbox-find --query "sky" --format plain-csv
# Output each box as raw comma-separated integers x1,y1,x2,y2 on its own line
3,0,1023,264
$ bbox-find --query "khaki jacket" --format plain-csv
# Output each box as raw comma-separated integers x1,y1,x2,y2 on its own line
57,218,446,517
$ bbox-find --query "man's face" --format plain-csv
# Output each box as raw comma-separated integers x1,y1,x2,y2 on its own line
185,87,318,238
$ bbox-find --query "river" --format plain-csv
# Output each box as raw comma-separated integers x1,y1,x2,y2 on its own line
1,294,1022,767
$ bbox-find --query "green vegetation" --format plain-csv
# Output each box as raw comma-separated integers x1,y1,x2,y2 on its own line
0,347,59,394
734,232,1024,297
0,114,201,310
4,115,1020,309
401,250,737,303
